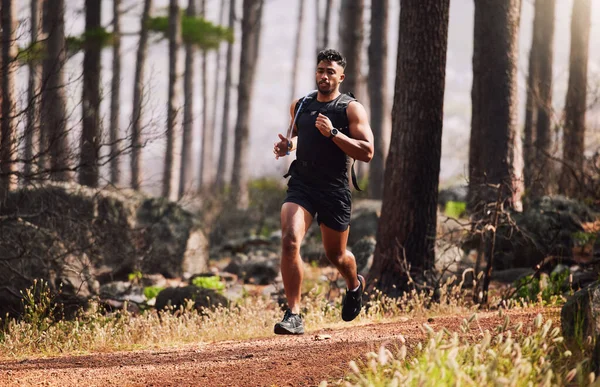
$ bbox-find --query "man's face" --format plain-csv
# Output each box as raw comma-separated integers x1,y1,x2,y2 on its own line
315,60,345,95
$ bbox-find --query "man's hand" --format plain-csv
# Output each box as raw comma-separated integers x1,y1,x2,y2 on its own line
315,113,334,137
273,133,290,159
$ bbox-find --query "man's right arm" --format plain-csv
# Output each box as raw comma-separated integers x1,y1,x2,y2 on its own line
287,99,300,150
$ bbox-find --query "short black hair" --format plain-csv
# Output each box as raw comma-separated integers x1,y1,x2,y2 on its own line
317,49,346,69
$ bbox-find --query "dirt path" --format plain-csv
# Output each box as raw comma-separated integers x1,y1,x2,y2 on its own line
0,308,555,387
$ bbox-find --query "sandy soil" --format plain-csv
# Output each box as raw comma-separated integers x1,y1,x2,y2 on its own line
0,308,554,387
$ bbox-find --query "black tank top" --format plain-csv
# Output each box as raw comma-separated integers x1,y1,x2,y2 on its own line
293,93,354,190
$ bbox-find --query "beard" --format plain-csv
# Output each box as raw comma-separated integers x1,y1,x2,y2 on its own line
317,82,334,94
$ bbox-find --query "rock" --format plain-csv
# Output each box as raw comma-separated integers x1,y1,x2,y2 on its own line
465,195,597,271
155,286,229,311
351,236,376,276
99,281,146,304
301,243,329,266
561,282,600,341
0,218,97,318
491,268,535,284
438,185,468,210
348,210,380,247
240,259,280,285
0,182,208,279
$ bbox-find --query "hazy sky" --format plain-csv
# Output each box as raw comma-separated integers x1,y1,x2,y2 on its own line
14,0,600,195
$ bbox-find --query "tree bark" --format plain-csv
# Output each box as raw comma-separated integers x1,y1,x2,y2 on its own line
530,0,556,198
162,0,181,199
24,0,42,185
215,0,236,192
367,0,388,200
178,0,197,199
367,0,450,295
338,0,363,99
41,0,71,182
130,0,152,190
199,0,213,189
322,0,332,49
290,0,305,102
80,0,103,188
230,0,263,209
209,0,227,193
468,0,522,214
559,0,591,197
109,0,122,185
0,0,17,200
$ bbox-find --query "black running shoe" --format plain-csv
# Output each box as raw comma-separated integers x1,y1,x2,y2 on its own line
342,275,365,322
274,309,304,335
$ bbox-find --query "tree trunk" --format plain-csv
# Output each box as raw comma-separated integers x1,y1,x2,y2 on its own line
209,0,227,193
367,0,388,200
559,0,591,197
322,0,332,49
315,0,322,54
290,0,304,102
338,0,363,99
0,0,17,200
467,0,522,214
367,0,450,295
230,0,263,209
130,0,152,190
109,0,122,185
215,0,236,192
80,0,102,188
199,0,213,189
41,0,70,182
178,0,196,199
523,30,538,200
530,0,556,198
162,0,181,199
24,0,42,185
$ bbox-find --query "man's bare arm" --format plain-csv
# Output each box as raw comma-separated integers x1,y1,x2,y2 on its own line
330,101,374,162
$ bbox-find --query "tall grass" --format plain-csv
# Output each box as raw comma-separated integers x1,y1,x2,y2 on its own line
329,311,594,387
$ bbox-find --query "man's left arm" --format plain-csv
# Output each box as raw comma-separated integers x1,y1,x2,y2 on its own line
330,102,374,162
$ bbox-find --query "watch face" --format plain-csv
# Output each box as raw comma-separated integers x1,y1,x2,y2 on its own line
331,128,339,136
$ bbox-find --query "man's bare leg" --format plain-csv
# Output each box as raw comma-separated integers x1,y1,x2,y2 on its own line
320,224,359,290
280,202,313,314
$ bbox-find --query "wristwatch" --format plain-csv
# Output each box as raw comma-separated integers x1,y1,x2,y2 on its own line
329,128,339,139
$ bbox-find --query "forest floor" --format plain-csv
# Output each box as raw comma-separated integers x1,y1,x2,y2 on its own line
0,306,554,387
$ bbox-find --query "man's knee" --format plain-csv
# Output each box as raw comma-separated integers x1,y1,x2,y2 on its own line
325,249,345,265
281,230,302,256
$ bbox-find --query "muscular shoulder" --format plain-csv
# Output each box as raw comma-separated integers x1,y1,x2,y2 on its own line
346,100,368,121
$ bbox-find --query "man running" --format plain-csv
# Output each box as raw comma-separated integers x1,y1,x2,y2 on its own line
272,49,374,335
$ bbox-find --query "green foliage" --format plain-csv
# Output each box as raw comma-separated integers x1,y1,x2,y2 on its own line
512,269,570,305
572,231,597,246
20,280,59,332
66,27,113,52
444,201,466,218
143,286,164,301
192,276,225,293
147,14,233,48
16,41,45,64
18,28,113,65
128,271,143,283
248,177,286,214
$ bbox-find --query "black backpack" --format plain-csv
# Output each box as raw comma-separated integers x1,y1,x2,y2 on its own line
292,92,363,191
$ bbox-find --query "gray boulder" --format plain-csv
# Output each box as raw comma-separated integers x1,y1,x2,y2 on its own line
0,218,97,317
0,183,208,280
155,286,229,311
351,236,376,276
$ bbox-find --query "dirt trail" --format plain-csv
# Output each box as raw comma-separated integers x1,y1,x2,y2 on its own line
0,308,553,387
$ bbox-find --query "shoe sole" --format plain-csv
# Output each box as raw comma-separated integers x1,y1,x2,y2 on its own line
274,324,304,335
342,274,365,322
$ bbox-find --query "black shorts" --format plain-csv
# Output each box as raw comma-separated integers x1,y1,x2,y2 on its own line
283,177,352,232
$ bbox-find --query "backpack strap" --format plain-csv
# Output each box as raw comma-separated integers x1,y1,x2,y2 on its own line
335,93,362,191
